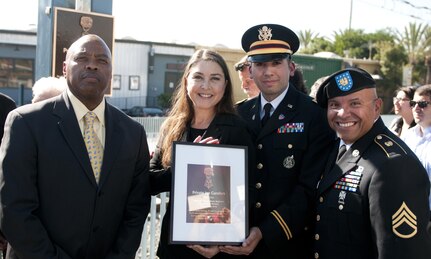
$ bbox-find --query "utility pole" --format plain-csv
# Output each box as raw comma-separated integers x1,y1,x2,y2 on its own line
76,0,91,12
349,0,353,30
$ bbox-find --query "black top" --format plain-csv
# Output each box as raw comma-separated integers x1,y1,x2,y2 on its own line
149,113,255,259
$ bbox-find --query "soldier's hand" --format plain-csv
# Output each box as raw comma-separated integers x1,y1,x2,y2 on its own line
187,244,220,258
219,227,262,255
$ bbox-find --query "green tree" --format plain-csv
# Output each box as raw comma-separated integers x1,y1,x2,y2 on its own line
332,29,369,59
298,29,319,54
308,36,335,54
394,22,430,84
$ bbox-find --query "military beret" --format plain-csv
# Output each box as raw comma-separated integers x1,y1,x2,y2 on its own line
241,24,299,62
316,67,376,108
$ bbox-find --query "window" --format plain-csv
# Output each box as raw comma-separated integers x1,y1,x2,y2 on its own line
0,58,34,88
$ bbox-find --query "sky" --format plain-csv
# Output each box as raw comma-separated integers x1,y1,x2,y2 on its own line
0,0,430,50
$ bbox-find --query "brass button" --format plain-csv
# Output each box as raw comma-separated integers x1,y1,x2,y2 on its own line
257,163,263,169
319,196,324,203
255,183,262,189
314,252,319,259
315,234,320,240
255,202,261,208
339,204,344,210
316,215,320,221
257,144,263,149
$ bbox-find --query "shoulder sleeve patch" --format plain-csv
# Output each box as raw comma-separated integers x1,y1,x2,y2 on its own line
392,202,417,238
374,134,407,158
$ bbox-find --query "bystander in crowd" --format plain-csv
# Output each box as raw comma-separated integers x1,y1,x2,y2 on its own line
389,86,416,137
32,76,67,103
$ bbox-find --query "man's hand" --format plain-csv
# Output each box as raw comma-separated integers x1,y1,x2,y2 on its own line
219,227,262,255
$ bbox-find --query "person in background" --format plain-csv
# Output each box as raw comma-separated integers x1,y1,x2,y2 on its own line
309,76,328,102
401,84,431,218
31,76,67,103
0,92,16,258
0,34,151,259
289,67,308,94
222,24,334,258
234,55,260,106
149,49,255,259
0,93,16,142
314,68,431,259
389,86,416,137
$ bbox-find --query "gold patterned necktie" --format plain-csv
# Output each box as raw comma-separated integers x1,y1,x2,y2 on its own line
84,112,104,183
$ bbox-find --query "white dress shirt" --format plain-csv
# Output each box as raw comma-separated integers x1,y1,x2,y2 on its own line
402,125,431,207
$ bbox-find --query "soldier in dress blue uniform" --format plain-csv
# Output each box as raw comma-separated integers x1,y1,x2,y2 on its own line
313,67,431,259
220,24,335,258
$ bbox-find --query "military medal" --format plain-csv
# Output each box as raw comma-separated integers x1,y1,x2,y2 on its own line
333,165,363,192
283,155,295,169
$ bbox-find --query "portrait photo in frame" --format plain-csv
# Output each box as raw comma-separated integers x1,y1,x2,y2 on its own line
112,75,121,89
129,75,140,90
170,142,248,245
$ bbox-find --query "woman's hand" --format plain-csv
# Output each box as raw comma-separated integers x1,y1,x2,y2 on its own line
193,136,220,144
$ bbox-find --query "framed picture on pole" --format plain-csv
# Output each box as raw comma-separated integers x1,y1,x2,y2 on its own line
52,7,114,94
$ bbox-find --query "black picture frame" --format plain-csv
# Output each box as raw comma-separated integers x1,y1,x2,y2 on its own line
170,142,248,245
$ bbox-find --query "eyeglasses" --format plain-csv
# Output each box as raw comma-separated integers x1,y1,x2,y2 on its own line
234,62,250,72
409,100,430,108
393,97,410,103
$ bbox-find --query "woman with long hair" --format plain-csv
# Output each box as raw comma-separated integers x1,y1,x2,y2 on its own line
149,49,254,259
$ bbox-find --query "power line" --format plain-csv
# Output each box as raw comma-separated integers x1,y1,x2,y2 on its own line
357,0,430,22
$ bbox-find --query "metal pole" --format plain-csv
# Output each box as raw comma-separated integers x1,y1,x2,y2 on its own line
76,0,91,12
349,0,353,30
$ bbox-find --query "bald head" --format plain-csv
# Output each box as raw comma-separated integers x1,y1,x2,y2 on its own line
63,34,112,110
66,34,111,62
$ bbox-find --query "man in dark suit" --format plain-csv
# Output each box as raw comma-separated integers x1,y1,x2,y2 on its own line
313,68,431,259
221,24,334,258
0,92,16,142
0,34,151,259
0,93,16,258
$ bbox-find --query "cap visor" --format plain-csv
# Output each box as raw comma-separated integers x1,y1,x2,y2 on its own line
249,53,289,62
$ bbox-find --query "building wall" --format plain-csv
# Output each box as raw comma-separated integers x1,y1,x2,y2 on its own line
108,41,150,109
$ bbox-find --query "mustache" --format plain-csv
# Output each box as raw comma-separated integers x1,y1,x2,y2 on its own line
81,71,100,79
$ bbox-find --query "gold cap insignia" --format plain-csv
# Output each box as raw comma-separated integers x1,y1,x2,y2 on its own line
392,202,417,238
258,26,272,41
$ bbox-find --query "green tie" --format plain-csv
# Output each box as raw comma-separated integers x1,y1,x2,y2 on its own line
84,112,103,183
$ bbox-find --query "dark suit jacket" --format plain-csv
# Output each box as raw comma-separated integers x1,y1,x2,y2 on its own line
313,118,431,259
0,92,151,259
0,93,16,143
237,87,335,258
149,113,255,259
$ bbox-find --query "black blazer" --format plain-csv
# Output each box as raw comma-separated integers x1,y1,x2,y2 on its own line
313,118,431,259
0,93,16,143
149,113,255,259
0,92,151,259
237,87,335,258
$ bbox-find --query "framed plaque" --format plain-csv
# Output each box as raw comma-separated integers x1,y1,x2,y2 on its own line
112,75,121,89
129,75,140,90
52,7,114,94
170,142,248,245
